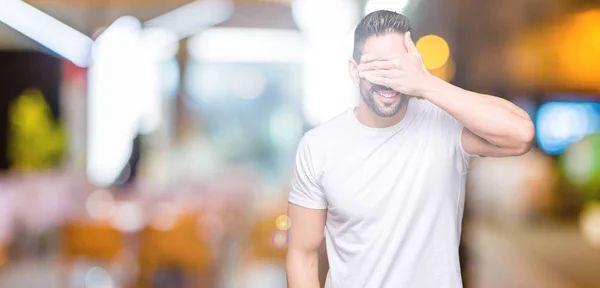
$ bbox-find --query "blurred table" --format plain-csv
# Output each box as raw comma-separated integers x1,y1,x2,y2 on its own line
464,221,600,288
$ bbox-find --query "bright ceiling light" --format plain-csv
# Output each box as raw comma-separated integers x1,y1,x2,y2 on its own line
138,28,179,62
87,16,143,187
145,0,234,40
0,0,94,67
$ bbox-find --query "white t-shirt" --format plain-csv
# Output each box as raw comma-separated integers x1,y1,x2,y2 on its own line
288,98,474,288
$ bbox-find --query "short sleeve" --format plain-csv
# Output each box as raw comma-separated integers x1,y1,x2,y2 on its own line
432,104,477,174
288,135,328,210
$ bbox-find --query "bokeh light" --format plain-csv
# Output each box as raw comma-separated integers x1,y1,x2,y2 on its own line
275,215,290,231
109,201,144,233
536,101,600,155
580,202,600,248
271,230,288,249
561,134,600,200
85,189,116,220
416,34,450,70
508,9,600,91
148,202,180,231
428,56,455,82
84,266,115,288
553,10,600,90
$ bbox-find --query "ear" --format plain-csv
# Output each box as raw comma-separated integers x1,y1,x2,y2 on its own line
404,31,418,54
348,59,360,84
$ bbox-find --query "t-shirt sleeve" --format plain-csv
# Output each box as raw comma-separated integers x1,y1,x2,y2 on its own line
288,135,328,210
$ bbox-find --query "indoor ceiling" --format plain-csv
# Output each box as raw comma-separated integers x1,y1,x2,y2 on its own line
0,0,297,50
0,2,183,49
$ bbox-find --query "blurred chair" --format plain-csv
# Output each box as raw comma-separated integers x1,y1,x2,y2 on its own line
236,208,288,288
60,220,124,287
0,242,6,269
247,215,287,262
137,211,215,288
245,197,289,262
61,221,123,261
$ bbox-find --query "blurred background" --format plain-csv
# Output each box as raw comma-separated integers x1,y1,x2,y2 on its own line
0,0,599,287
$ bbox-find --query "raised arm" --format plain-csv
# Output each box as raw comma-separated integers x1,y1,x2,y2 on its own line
420,76,534,157
286,203,326,288
357,32,535,157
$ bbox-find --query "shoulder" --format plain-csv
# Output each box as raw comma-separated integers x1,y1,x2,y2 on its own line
302,108,351,147
412,98,441,116
295,109,350,171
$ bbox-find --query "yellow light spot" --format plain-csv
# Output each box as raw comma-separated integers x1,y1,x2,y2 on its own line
580,202,600,248
276,215,291,231
416,35,450,70
428,56,456,82
553,10,600,89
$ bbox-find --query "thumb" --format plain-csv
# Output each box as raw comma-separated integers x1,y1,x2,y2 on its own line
404,31,418,54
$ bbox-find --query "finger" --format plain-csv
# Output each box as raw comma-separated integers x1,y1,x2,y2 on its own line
359,69,398,79
357,60,399,71
404,32,419,54
360,53,396,63
363,76,393,87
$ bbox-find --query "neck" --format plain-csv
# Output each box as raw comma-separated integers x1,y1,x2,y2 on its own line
355,98,409,128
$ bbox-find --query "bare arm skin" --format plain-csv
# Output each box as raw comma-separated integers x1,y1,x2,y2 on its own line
286,203,326,288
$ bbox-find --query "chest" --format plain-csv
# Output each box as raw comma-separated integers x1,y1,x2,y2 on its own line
320,131,459,223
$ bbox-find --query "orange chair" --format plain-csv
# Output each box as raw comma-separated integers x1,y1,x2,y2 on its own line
233,208,289,287
244,199,289,262
62,221,124,261
247,214,288,262
137,211,216,288
60,220,125,287
0,242,6,268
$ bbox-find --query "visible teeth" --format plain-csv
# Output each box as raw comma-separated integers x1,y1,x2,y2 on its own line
378,91,396,98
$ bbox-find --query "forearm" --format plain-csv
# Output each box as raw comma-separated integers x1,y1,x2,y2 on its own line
287,249,321,288
421,75,534,150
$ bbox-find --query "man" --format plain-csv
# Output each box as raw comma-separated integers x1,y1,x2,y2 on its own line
286,10,535,288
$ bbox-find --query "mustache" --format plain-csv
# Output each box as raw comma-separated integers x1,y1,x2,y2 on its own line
371,85,394,93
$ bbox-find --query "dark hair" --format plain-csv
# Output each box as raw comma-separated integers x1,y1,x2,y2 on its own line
353,10,412,62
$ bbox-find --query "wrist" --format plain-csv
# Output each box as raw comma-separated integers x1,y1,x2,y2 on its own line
419,73,450,100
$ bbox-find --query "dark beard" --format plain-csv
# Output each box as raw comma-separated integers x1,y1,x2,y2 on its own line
360,80,408,118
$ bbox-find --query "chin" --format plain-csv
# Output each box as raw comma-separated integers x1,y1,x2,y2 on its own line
374,99,407,118
372,105,402,118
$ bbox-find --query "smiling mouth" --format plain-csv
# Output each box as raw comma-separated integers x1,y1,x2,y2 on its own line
373,86,398,98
